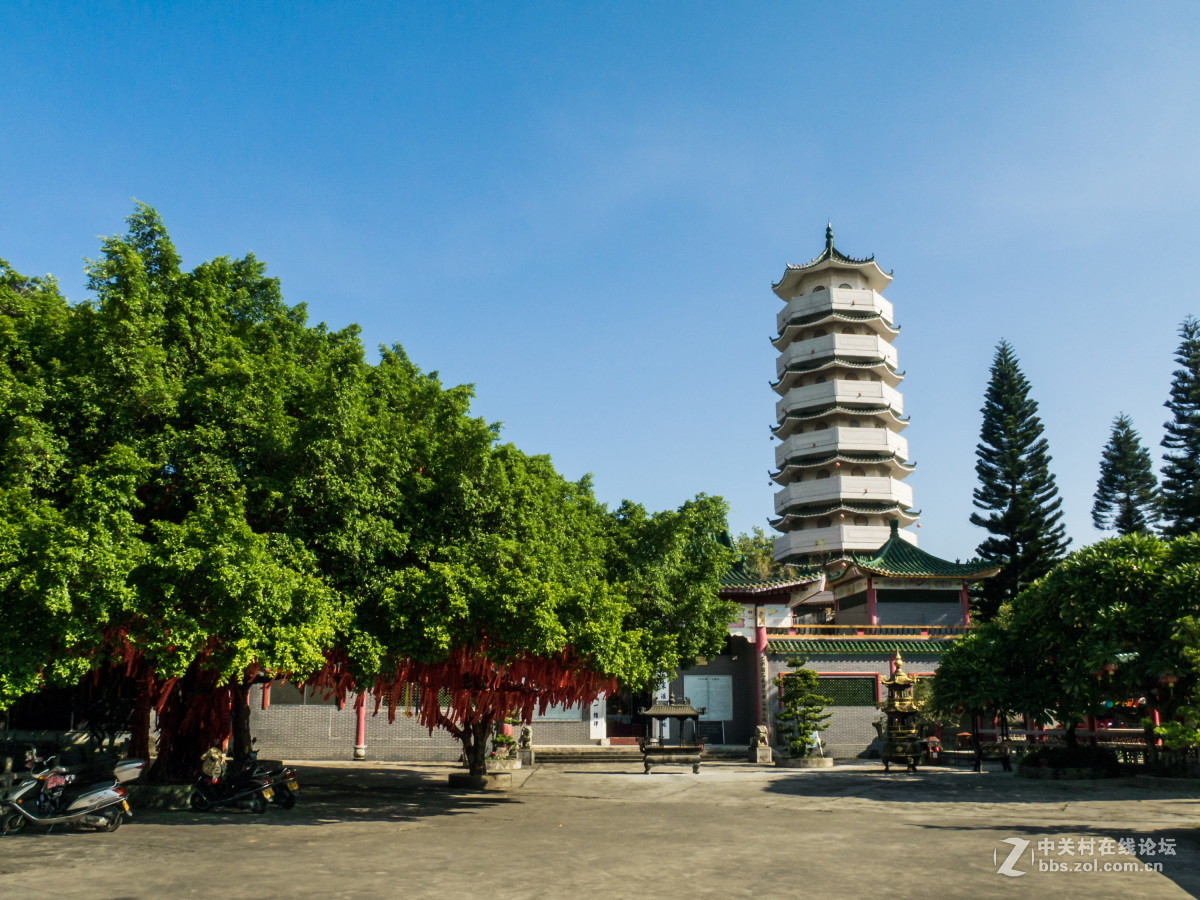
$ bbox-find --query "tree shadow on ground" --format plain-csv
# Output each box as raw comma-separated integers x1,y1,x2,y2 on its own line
2,764,522,834
761,766,1200,805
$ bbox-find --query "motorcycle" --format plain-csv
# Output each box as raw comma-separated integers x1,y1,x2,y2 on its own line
189,747,274,813
240,744,299,809
262,762,300,809
1,751,144,834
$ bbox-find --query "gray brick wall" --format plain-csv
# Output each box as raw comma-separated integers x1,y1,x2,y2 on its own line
250,685,592,761
764,653,942,758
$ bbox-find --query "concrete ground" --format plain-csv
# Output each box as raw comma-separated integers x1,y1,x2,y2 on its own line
0,760,1197,899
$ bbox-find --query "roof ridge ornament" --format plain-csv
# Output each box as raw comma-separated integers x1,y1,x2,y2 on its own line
825,222,835,253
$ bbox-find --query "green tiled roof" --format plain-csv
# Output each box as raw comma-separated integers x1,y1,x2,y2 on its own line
835,522,1000,580
788,225,877,269
773,311,899,342
767,638,956,655
721,566,821,592
775,451,914,470
782,357,898,375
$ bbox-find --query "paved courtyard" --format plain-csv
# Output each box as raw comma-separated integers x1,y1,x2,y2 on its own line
1,760,1197,899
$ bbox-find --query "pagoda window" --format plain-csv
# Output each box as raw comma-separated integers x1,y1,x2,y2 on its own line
846,372,860,380
839,283,853,289
849,420,862,428
814,422,829,430
817,517,832,528
817,469,831,479
854,515,869,526
812,285,826,292
813,328,828,338
842,326,858,335
814,375,827,384
851,466,866,477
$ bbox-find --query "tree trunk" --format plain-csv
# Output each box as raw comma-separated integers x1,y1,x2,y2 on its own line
1064,721,1079,749
462,718,493,776
229,679,253,762
128,675,153,760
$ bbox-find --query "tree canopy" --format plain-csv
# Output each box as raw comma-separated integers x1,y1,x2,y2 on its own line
933,533,1200,750
0,206,737,774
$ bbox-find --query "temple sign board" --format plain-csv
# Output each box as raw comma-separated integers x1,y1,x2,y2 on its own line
683,675,733,721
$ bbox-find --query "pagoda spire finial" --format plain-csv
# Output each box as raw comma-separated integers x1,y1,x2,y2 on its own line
825,222,834,251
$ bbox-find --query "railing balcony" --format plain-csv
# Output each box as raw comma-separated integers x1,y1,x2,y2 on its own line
775,428,909,468
774,525,917,560
765,624,970,637
776,288,894,334
776,334,898,377
776,380,904,421
774,477,913,514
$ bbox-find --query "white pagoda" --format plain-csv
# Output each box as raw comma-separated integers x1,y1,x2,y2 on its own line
770,226,919,564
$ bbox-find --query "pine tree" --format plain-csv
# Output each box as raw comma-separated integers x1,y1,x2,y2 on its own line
773,658,832,758
1092,414,1159,534
1160,317,1200,537
970,341,1070,619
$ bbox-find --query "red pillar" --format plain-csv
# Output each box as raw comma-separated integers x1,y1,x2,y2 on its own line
755,606,769,725
354,693,368,760
260,682,271,711
959,583,972,626
866,577,878,627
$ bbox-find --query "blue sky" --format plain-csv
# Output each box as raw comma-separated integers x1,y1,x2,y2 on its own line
4,1,1199,561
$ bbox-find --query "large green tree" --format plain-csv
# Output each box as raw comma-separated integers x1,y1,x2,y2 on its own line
969,340,1070,619
1,206,738,778
1161,317,1200,537
1092,413,1159,535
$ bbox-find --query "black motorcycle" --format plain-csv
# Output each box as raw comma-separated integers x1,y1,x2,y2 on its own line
236,745,300,809
189,748,274,814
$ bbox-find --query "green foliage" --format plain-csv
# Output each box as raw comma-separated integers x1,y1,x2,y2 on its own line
1092,413,1159,535
0,205,739,746
773,658,832,757
970,340,1070,620
732,527,780,579
935,534,1200,740
1160,317,1200,537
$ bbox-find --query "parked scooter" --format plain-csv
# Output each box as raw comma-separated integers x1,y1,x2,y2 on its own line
239,744,300,809
189,748,274,813
0,750,144,834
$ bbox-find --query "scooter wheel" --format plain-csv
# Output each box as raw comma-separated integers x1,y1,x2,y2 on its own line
189,790,212,812
1,810,25,835
103,810,124,832
249,793,267,814
273,788,296,810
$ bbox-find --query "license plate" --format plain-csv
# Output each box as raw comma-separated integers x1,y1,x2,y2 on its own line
261,786,274,800
286,780,298,791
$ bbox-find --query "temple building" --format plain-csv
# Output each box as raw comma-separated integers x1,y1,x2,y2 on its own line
674,228,998,758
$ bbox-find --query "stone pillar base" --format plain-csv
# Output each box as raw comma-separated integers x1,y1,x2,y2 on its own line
749,747,774,766
353,744,367,760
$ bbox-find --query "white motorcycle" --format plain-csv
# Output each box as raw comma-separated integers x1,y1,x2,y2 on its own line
1,751,144,834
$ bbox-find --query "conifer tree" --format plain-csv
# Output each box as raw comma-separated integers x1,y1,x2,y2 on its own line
1160,317,1200,537
970,341,1070,619
773,658,832,758
1092,413,1159,534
